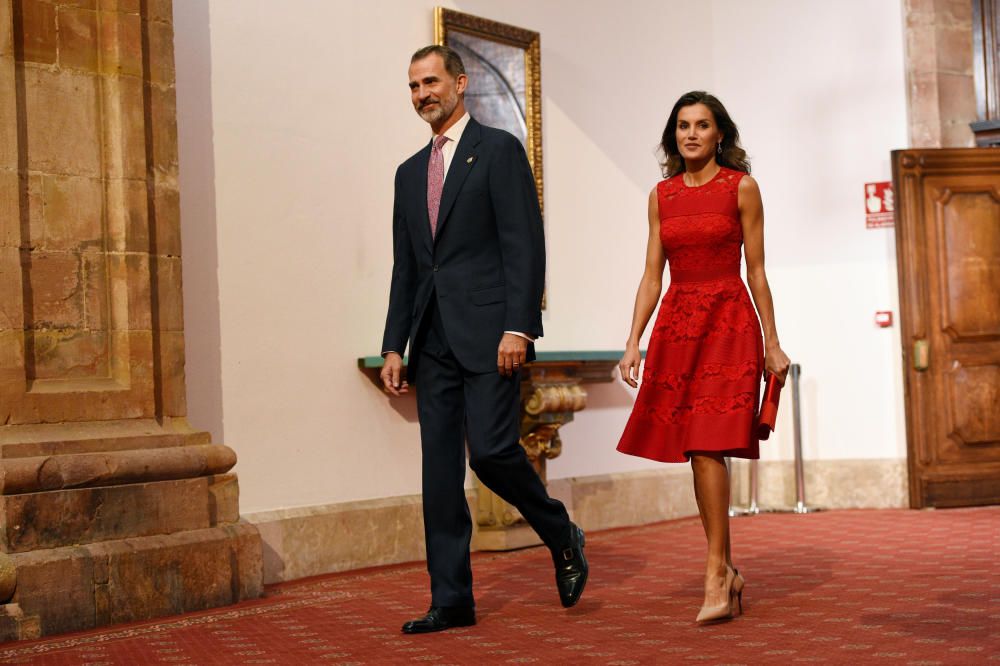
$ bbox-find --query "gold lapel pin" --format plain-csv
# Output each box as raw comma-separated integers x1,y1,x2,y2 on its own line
466,156,474,164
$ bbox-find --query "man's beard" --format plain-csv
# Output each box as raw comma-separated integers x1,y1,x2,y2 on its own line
417,92,457,124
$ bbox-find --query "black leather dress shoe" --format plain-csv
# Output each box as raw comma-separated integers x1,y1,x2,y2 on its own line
401,606,476,634
553,523,588,608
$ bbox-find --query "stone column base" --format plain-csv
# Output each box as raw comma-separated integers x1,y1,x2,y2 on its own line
3,523,263,639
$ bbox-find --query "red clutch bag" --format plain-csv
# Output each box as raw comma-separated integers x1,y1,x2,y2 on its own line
755,372,783,441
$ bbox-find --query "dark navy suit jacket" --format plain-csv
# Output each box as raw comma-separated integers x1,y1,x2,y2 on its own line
381,117,545,379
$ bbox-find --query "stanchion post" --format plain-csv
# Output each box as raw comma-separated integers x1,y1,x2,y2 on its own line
790,363,817,514
727,458,761,517
747,459,760,514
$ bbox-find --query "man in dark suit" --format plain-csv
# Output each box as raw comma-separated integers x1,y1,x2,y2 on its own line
380,45,588,634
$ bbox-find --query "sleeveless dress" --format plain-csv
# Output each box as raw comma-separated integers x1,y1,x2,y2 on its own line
617,167,764,463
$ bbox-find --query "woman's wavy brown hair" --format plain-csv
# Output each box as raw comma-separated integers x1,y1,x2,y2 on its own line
660,91,750,178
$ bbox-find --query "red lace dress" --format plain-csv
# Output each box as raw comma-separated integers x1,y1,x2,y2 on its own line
617,167,764,463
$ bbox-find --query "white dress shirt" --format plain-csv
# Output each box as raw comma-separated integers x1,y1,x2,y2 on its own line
438,112,471,185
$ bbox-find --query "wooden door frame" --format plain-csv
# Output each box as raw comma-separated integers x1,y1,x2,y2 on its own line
892,148,1000,508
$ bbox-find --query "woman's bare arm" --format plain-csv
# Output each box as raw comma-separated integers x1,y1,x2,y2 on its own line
739,175,790,379
620,187,667,387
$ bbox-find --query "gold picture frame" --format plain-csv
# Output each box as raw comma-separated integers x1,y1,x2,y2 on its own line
434,8,544,217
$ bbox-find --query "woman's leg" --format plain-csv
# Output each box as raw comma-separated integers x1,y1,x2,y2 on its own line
691,453,732,610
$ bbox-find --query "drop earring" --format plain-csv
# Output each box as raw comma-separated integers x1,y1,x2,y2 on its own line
716,142,722,155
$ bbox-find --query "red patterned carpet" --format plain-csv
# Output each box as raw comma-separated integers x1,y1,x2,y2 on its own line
1,507,997,665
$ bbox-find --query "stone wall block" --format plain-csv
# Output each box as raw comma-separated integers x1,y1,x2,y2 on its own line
207,474,240,524
11,547,96,636
99,10,142,77
104,180,126,252
154,185,180,256
155,256,183,331
937,72,976,144
18,0,57,65
907,71,942,147
98,531,238,624
7,524,262,636
24,175,42,251
29,329,109,380
123,180,151,252
92,583,111,627
145,18,175,85
941,123,975,147
105,251,128,333
124,252,151,330
60,0,98,9
0,330,25,389
24,68,101,177
105,76,147,180
906,0,935,19
0,57,16,170
934,24,973,75
0,332,25,426
158,330,186,417
41,176,104,251
150,84,178,175
123,329,156,415
83,250,109,330
0,247,23,330
98,0,141,12
250,498,427,583
0,2,13,57
905,23,937,73
0,169,20,249
146,0,173,24
0,477,230,552
58,6,99,73
934,0,972,23
227,523,265,600
26,251,84,329
0,604,41,642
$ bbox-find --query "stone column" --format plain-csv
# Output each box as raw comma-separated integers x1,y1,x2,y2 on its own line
903,0,976,147
0,0,261,640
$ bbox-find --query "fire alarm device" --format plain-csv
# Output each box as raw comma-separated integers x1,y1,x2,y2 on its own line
875,311,893,328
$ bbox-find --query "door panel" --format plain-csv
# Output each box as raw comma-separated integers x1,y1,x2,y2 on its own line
947,363,1000,448
938,188,1000,338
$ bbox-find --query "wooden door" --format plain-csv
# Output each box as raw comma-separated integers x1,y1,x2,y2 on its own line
893,148,1000,508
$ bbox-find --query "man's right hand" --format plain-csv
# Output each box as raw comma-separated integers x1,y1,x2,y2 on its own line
380,352,408,396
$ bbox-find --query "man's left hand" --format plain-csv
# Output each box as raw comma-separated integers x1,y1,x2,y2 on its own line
497,333,528,376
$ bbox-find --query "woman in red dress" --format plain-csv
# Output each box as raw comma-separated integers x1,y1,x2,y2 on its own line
617,91,790,623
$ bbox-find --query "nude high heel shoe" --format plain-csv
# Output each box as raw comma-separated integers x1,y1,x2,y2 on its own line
696,567,736,624
730,566,745,616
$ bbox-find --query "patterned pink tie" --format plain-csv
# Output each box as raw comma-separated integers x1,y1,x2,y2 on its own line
427,135,449,238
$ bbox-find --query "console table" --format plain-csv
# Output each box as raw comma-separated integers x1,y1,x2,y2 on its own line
357,351,629,550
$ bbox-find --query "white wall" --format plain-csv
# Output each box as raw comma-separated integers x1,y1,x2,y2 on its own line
175,0,909,514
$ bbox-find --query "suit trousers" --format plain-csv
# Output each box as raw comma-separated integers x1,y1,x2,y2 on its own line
414,296,571,607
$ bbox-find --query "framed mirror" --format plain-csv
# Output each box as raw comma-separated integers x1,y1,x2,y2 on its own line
435,8,544,215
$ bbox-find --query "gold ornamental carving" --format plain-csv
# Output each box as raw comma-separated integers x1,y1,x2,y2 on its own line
520,423,562,463
475,379,589,537
525,385,587,415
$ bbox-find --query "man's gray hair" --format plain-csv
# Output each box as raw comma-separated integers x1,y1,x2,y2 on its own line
411,45,466,79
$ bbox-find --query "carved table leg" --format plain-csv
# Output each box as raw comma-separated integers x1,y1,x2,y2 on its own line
472,365,588,551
